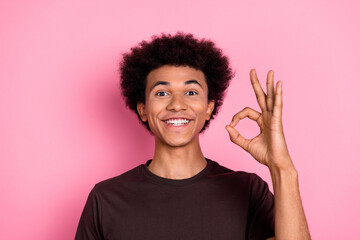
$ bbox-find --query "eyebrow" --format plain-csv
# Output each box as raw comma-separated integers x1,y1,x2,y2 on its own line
150,80,203,91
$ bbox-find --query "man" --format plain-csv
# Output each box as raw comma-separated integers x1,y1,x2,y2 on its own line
75,32,311,239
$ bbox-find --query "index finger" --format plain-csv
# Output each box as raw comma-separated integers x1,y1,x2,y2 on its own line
250,69,267,112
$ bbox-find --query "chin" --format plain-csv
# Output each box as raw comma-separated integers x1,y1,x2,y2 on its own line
153,126,202,148
160,136,194,148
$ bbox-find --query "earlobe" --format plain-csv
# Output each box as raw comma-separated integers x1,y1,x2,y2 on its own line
206,100,215,120
136,102,148,122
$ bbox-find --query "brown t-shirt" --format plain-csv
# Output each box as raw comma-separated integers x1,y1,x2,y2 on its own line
75,158,274,240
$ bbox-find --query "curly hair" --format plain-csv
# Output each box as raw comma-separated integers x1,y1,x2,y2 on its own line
119,32,234,133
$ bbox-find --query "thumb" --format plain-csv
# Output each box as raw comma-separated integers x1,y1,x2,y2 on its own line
225,125,249,151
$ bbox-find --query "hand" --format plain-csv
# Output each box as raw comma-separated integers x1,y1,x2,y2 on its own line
225,69,294,170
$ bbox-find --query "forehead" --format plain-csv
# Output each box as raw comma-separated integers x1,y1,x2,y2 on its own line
146,65,207,90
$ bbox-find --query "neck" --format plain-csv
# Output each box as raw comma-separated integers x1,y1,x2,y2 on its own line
148,136,207,180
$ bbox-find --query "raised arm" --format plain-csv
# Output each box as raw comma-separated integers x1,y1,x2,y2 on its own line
225,69,311,240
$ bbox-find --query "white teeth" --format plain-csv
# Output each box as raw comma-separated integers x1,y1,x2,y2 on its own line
165,119,190,126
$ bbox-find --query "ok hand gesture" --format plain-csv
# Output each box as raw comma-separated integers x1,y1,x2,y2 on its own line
225,69,294,170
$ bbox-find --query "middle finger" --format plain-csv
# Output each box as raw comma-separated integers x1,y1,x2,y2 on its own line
266,70,275,112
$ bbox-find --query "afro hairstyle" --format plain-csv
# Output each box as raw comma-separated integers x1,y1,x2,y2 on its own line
119,32,234,133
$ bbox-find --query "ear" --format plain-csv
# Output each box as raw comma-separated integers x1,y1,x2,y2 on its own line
136,102,148,122
205,100,215,120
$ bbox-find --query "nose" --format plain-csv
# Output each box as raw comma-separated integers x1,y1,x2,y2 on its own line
166,94,187,111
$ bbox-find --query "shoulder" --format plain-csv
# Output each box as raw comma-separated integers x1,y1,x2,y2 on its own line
205,159,273,213
207,160,268,197
92,164,143,194
210,159,266,183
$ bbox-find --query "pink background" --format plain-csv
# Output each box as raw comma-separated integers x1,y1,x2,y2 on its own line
1,0,359,239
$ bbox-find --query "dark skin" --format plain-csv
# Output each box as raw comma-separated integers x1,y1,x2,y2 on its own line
138,65,310,239
226,69,292,170
226,69,311,239
137,65,214,179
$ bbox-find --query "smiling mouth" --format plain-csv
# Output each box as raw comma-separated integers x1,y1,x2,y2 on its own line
164,118,190,126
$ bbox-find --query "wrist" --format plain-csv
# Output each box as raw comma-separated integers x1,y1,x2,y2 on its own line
268,160,299,194
268,158,298,178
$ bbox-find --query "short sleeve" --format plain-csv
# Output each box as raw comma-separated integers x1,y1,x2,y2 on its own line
75,187,104,240
247,174,275,240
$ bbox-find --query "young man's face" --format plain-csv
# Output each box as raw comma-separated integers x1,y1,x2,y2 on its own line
137,65,215,147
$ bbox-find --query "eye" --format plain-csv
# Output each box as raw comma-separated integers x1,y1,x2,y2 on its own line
155,91,168,96
186,91,198,96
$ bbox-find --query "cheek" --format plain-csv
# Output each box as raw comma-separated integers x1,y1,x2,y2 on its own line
145,101,163,120
193,101,211,117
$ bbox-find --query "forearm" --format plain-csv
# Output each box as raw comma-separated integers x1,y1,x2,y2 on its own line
269,161,311,240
